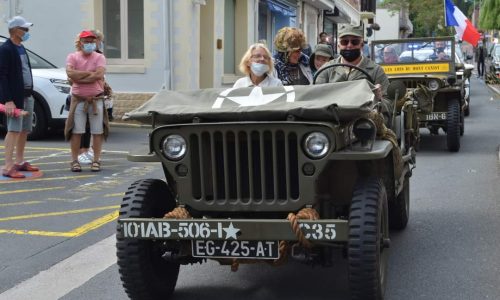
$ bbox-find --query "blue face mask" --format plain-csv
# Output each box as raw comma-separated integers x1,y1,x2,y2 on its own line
250,62,270,76
21,32,30,42
83,42,96,54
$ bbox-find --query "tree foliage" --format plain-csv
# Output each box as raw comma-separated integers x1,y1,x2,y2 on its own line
479,0,500,29
381,0,473,37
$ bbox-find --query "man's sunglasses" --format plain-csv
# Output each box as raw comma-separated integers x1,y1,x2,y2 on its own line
339,38,361,46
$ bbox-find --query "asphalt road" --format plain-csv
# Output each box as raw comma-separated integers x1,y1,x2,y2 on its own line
1,77,500,300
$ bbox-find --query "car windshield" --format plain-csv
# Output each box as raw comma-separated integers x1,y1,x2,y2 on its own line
0,37,56,69
372,40,453,65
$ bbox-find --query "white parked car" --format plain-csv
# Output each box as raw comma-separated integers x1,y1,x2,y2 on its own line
0,35,70,140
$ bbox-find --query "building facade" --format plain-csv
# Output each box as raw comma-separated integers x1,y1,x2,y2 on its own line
0,0,372,118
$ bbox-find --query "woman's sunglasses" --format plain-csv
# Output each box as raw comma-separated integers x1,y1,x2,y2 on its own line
339,38,361,46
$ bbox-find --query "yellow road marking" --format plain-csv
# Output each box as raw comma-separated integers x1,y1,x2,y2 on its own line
0,201,43,207
70,210,119,236
0,210,119,237
0,159,125,166
0,175,96,184
0,205,119,222
41,164,123,172
0,229,75,237
104,192,124,197
0,187,65,195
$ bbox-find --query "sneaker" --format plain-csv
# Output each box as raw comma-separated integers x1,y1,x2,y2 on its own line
86,149,94,161
78,152,92,164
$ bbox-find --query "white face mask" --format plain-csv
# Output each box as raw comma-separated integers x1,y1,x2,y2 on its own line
250,62,270,77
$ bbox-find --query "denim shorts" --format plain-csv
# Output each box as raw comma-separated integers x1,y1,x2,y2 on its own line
72,98,104,134
7,96,34,132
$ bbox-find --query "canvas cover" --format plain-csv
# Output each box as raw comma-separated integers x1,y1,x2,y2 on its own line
124,80,376,124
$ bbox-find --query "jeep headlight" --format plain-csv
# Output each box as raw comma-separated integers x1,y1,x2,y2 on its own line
162,134,187,160
50,79,71,94
303,132,330,159
427,79,440,91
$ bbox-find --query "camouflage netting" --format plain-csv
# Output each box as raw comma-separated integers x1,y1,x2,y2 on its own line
485,72,500,84
366,111,404,180
273,27,307,53
412,84,433,113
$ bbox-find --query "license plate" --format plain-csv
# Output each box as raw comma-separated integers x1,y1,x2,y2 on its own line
425,112,446,121
192,240,279,259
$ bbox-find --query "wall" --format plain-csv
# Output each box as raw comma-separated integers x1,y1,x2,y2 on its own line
371,8,399,40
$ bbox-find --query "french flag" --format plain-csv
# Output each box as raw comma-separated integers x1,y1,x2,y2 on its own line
445,0,481,46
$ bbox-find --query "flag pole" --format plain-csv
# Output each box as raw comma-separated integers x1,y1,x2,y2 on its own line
444,0,447,26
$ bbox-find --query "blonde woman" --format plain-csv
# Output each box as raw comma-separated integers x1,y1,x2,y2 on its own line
233,43,282,88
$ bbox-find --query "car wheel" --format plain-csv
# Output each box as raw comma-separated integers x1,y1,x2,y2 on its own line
446,99,460,152
116,179,180,300
389,175,409,230
348,178,389,300
460,107,465,136
28,100,47,140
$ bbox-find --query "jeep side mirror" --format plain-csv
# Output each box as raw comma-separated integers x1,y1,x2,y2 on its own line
455,62,464,70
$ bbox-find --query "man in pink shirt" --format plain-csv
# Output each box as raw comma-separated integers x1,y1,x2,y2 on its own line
65,30,106,172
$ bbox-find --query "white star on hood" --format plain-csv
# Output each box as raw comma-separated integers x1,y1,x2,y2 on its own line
226,87,284,107
223,222,240,240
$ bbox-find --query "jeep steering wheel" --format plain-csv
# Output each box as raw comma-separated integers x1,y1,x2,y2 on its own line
313,63,375,85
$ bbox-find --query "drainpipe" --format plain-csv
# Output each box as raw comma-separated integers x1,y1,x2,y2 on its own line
163,0,174,90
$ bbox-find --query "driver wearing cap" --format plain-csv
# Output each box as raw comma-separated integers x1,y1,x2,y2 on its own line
315,24,392,118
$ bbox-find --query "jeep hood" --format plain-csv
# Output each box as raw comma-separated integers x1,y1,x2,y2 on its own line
124,80,376,124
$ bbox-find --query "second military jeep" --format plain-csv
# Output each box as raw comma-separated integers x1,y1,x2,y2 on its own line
372,36,466,152
116,79,416,300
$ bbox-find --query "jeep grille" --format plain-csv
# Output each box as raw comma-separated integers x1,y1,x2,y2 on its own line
402,79,429,89
190,129,300,204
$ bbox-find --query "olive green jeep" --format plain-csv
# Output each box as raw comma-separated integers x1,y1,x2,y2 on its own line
372,36,465,152
116,79,417,300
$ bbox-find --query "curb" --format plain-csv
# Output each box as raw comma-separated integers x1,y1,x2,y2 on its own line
486,84,500,99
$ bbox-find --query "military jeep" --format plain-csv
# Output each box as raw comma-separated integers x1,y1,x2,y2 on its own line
372,36,465,152
116,79,416,300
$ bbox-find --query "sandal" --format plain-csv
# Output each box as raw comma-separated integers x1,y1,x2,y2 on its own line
71,160,82,172
15,161,40,172
2,167,26,178
91,161,101,172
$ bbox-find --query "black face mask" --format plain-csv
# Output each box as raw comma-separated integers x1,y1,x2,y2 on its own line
436,47,445,53
340,49,361,62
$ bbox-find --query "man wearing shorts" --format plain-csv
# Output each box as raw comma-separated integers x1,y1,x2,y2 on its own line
65,30,106,172
0,16,39,178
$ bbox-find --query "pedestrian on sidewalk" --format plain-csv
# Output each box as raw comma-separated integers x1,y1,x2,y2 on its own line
77,29,113,165
65,30,108,172
475,41,487,78
0,16,40,178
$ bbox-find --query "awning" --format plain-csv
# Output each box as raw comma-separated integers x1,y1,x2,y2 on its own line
301,0,335,10
332,0,360,25
267,0,296,17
